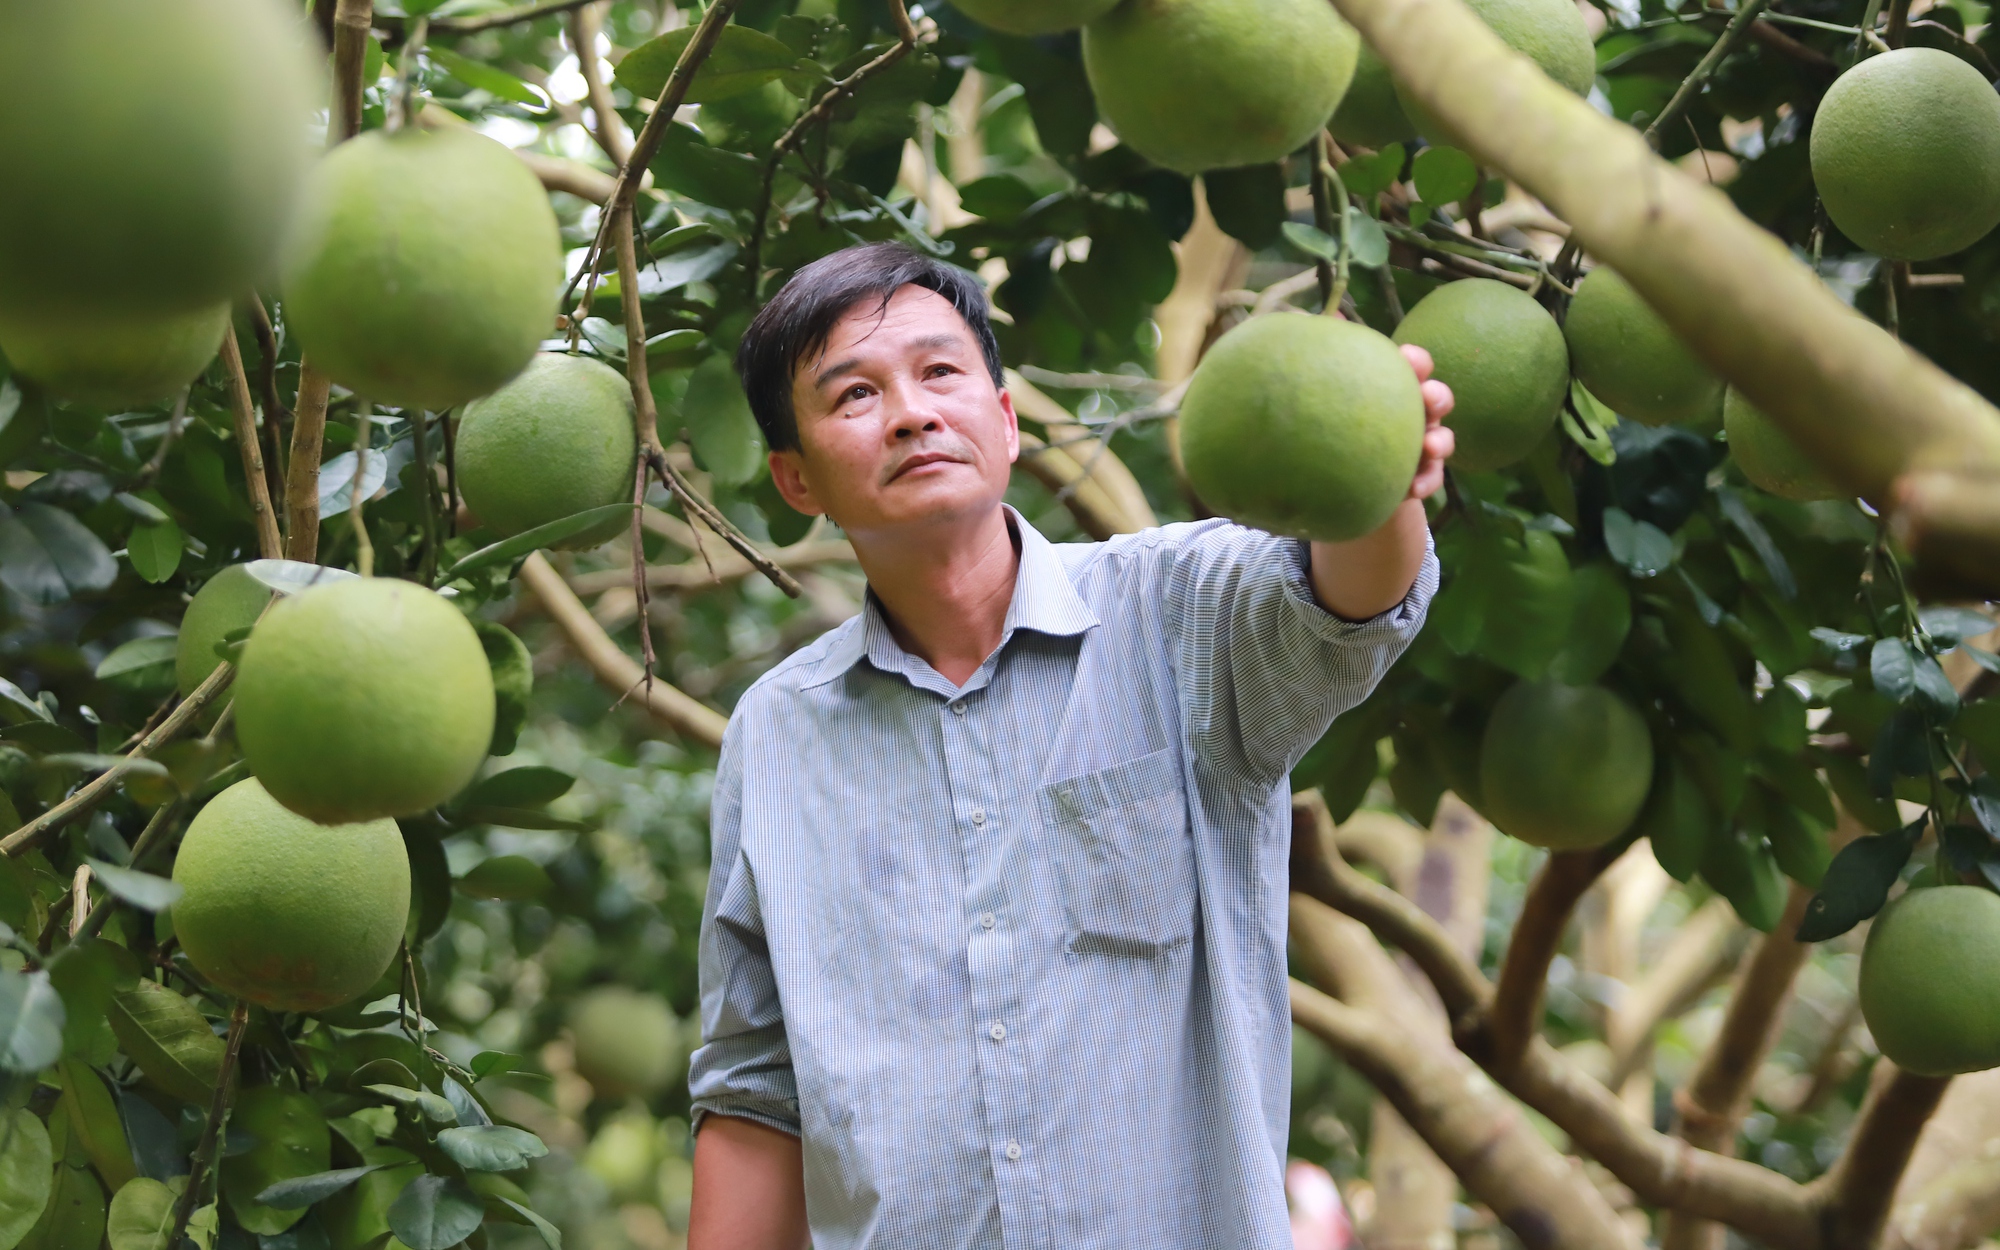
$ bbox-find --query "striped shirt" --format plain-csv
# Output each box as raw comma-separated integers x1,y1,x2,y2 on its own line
690,507,1437,1249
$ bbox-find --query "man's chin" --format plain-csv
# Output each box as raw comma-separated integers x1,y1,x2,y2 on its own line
860,473,1006,531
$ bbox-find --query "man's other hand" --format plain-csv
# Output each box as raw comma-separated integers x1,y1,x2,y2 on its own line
1399,343,1456,501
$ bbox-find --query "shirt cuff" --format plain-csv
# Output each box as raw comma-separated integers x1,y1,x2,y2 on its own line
690,1098,803,1139
1283,531,1440,636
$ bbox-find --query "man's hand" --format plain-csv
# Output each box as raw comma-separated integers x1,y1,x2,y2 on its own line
1401,343,1457,501
688,1115,810,1250
1304,345,1454,621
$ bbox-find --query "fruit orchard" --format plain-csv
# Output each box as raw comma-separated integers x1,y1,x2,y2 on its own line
1,0,1999,1247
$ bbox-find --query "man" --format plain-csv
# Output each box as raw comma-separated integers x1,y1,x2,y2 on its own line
688,242,1453,1249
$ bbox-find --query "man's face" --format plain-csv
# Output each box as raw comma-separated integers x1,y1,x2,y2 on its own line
769,285,1019,540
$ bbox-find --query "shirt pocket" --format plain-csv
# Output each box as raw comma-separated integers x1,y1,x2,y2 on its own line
1038,748,1195,960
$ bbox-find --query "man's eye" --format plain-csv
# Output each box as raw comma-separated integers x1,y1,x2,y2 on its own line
927,364,953,378
844,385,870,403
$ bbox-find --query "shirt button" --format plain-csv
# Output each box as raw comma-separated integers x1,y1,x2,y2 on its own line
1005,1140,1022,1161
988,1022,1007,1042
970,808,987,826
950,700,966,715
979,912,997,929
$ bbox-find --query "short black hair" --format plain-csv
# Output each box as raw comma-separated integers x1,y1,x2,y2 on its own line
734,242,1005,453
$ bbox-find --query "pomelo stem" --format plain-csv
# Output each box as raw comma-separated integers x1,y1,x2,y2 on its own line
166,999,250,1250
351,403,374,577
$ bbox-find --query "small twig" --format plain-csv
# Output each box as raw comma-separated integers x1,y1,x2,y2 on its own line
569,1,632,166
68,865,92,940
1308,132,1339,309
220,327,283,560
441,405,459,539
376,0,598,35
1013,367,1168,394
650,451,803,597
246,294,290,519
166,999,250,1250
350,404,374,576
73,804,182,943
2,663,235,858
412,409,440,586
1885,0,1913,45
134,389,190,487
1644,0,1775,151
391,15,429,130
743,4,922,296
285,365,331,561
1856,0,1887,57
332,0,373,142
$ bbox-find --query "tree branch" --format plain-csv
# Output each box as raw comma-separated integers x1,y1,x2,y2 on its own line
567,2,632,166
219,327,283,560
2,662,233,857
742,7,923,296
167,999,249,1250
1489,848,1618,1073
284,366,332,562
1816,1063,1955,1250
1005,372,1157,534
376,0,599,35
564,538,854,600
1643,0,1776,150
332,0,373,142
516,552,727,749
245,294,290,518
1659,882,1815,1250
1324,0,2000,525
1891,469,2000,598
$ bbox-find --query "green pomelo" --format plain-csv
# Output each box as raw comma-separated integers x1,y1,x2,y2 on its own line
1811,48,2000,261
0,303,227,409
1395,0,1595,141
1392,278,1567,471
1860,886,2000,1076
172,778,410,1012
951,0,1120,34
281,127,562,411
1180,314,1425,542
571,987,682,1099
585,1112,665,1201
220,1086,332,1235
234,578,495,822
1564,266,1722,426
1479,680,1653,849
0,0,320,318
1724,388,1841,502
1331,44,1417,150
1083,0,1360,174
456,353,637,548
176,565,274,697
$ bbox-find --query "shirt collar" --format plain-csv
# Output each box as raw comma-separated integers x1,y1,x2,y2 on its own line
803,505,1099,689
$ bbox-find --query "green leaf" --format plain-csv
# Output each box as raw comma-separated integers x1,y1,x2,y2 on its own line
427,46,542,106
56,1061,133,1191
434,1126,547,1173
104,1177,175,1250
465,768,574,810
455,856,552,902
362,1085,457,1125
0,968,66,1074
614,25,800,103
1919,606,1993,648
0,503,117,606
400,824,453,946
93,637,177,685
1562,383,1618,465
1819,750,1902,833
499,1198,562,1250
220,1087,330,1236
1639,757,1707,882
1336,143,1404,198
20,1148,106,1250
1797,826,1917,941
1701,828,1787,932
679,355,765,488
106,981,221,1106
1202,164,1287,251
1344,208,1390,269
254,1165,390,1211
1871,637,1916,704
468,1051,534,1081
455,805,590,833
1474,528,1572,680
473,622,532,758
439,504,637,583
0,1108,54,1249
1280,221,1340,264
1601,507,1673,577
82,861,180,913
125,522,182,585
1412,145,1478,204
1549,562,1631,685
386,1176,484,1250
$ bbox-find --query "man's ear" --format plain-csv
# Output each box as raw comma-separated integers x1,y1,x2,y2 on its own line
767,448,822,517
998,387,1021,465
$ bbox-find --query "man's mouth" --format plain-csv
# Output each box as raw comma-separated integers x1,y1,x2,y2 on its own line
888,451,963,481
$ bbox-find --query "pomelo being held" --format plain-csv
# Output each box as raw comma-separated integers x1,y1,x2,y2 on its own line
457,353,637,548
234,578,495,822
1180,314,1425,542
1479,680,1654,849
0,0,320,319
281,127,562,411
176,565,274,697
950,0,1119,34
1860,886,2000,1075
0,303,227,409
1724,389,1841,502
1392,278,1567,471
1811,48,2000,261
172,778,410,1013
1564,267,1722,426
1083,0,1359,174
571,987,682,1098
1395,0,1594,141
1331,44,1417,150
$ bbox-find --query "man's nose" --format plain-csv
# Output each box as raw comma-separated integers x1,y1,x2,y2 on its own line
886,380,942,439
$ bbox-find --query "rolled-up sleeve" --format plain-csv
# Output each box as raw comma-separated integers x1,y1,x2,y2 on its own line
1163,522,1438,785
687,729,800,1137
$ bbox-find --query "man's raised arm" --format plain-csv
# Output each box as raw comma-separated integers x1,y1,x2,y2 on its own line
688,1115,808,1250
